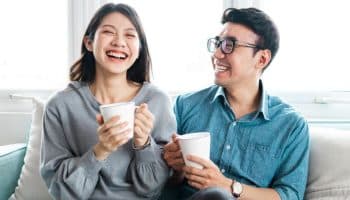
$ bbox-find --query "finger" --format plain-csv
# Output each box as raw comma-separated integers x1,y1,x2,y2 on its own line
169,150,183,159
134,118,152,136
134,118,147,132
183,165,205,176
139,103,147,110
172,133,179,142
167,157,185,167
136,104,154,120
134,126,148,140
164,140,180,152
108,128,132,144
185,171,208,183
135,110,154,127
96,114,104,125
163,152,183,163
187,180,204,190
101,116,121,132
99,131,129,152
187,155,215,169
110,122,129,134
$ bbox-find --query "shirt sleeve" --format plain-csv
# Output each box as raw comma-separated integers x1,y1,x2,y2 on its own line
40,101,104,200
273,118,310,200
129,92,177,198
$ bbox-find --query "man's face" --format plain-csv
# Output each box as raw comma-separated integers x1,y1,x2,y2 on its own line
211,22,262,88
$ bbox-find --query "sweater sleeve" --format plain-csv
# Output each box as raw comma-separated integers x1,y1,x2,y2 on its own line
40,100,104,200
129,91,177,198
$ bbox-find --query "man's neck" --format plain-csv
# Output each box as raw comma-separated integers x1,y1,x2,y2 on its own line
224,82,261,119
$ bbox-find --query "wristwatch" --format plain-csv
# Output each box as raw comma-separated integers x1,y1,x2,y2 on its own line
231,180,243,198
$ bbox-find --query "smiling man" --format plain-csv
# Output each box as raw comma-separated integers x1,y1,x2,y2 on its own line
163,7,310,200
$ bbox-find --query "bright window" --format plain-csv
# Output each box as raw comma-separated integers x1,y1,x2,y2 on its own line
259,1,350,92
0,1,68,90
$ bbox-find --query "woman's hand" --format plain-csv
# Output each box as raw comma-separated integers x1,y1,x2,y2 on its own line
134,103,154,148
93,114,131,160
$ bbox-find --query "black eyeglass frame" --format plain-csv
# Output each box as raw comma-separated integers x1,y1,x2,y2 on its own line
207,36,262,54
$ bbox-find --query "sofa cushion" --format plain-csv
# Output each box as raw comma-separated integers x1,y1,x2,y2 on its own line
9,98,51,200
305,126,350,199
0,143,26,200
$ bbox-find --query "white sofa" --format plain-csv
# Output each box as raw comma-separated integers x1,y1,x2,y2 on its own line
1,98,350,200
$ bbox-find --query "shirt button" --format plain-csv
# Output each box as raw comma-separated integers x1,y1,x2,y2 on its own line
226,145,231,150
221,168,226,173
232,121,237,126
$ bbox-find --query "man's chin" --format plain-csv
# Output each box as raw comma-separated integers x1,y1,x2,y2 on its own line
214,79,224,87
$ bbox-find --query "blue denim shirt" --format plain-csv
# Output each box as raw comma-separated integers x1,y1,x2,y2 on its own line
174,83,310,200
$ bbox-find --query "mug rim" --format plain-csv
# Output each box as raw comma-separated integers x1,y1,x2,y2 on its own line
177,132,210,140
99,101,135,109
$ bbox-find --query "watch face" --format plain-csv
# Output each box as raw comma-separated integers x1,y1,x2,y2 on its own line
233,181,243,197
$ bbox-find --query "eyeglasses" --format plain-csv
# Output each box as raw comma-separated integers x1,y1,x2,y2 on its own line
207,36,260,54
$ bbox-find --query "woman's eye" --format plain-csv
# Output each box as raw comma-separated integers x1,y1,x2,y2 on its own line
126,34,136,38
103,30,114,35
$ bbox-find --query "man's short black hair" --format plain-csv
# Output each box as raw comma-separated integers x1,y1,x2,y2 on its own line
222,8,279,70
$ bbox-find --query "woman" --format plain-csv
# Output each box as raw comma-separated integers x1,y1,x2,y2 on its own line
40,3,176,200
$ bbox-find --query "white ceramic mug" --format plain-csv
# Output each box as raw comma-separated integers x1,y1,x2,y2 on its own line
178,132,211,169
99,101,135,139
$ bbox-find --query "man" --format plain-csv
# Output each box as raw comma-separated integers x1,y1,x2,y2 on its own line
163,7,309,200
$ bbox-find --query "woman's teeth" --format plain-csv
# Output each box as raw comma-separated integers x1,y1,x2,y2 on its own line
106,51,127,59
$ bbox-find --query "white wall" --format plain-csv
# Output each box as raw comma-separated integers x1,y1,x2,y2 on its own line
0,90,53,145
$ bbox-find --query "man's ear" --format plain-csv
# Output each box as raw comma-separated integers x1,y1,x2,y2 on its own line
84,36,93,52
256,49,271,70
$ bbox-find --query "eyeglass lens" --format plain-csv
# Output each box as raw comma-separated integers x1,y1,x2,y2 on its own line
207,38,235,54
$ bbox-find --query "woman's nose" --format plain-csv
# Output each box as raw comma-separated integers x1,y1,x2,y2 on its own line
111,35,126,47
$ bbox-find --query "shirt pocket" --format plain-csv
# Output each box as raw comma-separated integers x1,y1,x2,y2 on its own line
247,143,277,186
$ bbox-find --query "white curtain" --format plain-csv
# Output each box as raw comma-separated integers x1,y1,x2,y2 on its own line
224,0,262,9
67,0,109,64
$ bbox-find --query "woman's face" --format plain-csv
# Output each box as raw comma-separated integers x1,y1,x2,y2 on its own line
86,12,140,77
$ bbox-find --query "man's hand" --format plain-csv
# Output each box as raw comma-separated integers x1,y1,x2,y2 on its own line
183,155,232,192
163,134,185,171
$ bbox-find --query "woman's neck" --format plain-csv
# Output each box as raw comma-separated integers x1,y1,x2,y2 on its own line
90,77,141,104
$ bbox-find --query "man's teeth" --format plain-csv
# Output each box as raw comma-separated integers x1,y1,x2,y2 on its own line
215,65,228,72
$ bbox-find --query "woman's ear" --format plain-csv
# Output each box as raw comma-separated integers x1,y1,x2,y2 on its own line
84,36,93,52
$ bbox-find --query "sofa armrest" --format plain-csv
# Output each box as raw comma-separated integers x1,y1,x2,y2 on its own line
305,127,350,199
0,143,26,200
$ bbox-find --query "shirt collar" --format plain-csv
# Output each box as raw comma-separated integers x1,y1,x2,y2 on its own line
257,80,270,120
211,86,225,103
210,80,270,121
